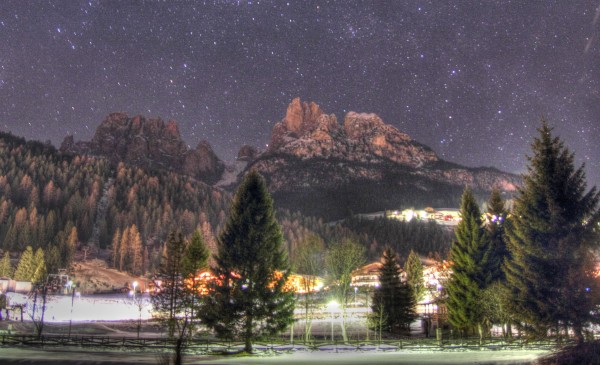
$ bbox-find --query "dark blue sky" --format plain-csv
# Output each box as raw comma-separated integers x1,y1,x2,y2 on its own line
1,1,599,185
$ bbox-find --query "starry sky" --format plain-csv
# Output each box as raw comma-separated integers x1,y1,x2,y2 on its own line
1,1,600,185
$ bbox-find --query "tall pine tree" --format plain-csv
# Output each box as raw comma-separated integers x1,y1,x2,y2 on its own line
31,247,47,284
152,231,187,338
372,247,416,334
200,171,294,353
503,121,600,342
182,229,210,336
13,246,35,281
485,188,509,283
0,251,13,278
447,188,492,340
405,249,425,302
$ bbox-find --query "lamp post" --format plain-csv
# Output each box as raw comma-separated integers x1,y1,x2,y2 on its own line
327,300,338,342
130,281,141,338
67,281,76,338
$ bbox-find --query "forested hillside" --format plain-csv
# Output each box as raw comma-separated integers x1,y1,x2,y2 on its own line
0,132,454,276
0,132,229,272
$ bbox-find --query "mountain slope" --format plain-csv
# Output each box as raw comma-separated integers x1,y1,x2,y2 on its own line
244,98,519,220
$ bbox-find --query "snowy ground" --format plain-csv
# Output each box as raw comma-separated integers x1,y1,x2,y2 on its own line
6,292,153,323
0,347,549,365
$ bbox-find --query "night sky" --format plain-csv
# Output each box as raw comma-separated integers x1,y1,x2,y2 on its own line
1,1,599,185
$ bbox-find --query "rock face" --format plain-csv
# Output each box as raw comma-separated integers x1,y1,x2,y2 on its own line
268,98,438,167
61,113,224,184
237,145,260,161
245,98,520,220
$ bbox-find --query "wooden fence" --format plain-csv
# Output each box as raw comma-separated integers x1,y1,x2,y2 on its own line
0,334,563,353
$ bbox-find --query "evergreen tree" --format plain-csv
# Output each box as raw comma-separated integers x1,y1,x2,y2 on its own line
111,228,121,269
151,231,189,365
503,121,600,342
119,226,130,272
0,251,12,278
405,249,425,302
129,225,143,275
13,246,34,281
200,171,294,353
485,188,509,282
31,247,47,284
181,229,210,339
446,188,492,340
66,226,78,261
44,245,61,275
182,230,209,277
372,247,417,334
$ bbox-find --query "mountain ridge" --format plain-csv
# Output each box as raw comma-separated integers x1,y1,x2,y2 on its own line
241,98,519,220
55,98,519,220
60,112,225,185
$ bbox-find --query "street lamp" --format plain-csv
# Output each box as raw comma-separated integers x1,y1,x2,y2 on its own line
327,300,338,342
131,281,141,338
67,281,76,338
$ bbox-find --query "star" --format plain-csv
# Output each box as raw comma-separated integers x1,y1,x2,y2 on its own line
0,1,598,184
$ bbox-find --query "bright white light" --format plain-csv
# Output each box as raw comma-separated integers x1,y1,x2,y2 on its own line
327,300,338,311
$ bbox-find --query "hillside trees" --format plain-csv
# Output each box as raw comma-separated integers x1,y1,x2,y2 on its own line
339,217,453,260
200,171,294,353
111,225,144,275
503,122,600,342
13,246,46,283
446,188,492,341
0,132,228,271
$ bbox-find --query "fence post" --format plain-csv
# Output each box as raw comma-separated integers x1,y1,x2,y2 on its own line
436,328,443,347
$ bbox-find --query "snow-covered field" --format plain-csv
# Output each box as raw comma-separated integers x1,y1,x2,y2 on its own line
0,347,549,365
6,292,153,322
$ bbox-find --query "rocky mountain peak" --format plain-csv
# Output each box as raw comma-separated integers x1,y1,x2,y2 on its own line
61,113,224,184
237,145,260,161
165,120,180,138
267,98,437,168
246,98,520,220
343,112,385,140
283,97,325,134
270,97,333,150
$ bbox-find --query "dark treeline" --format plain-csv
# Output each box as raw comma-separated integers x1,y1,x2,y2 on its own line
339,217,453,261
